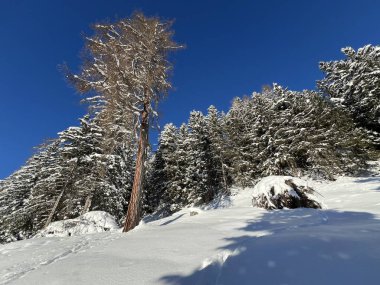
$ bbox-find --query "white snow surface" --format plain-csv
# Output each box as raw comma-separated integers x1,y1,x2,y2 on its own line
35,211,119,238
1,175,380,285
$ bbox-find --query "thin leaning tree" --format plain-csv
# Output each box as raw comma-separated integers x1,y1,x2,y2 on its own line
68,13,182,232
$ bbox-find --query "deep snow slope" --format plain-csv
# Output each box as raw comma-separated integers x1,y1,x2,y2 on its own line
0,175,379,285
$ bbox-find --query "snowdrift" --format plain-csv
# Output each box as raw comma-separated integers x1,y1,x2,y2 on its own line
35,211,119,238
252,176,322,210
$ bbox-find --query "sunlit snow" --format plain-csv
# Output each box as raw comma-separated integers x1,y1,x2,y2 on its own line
1,175,379,285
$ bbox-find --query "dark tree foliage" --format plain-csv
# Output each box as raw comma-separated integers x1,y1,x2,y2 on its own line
146,84,370,211
146,113,232,215
226,85,369,183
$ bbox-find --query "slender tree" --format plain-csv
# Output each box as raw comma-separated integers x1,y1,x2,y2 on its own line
180,111,220,204
68,13,182,232
206,105,231,193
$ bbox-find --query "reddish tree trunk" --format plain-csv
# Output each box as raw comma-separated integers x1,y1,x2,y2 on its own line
123,102,149,232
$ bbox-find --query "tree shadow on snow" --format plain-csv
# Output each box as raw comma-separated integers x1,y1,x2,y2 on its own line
160,214,186,226
159,208,380,285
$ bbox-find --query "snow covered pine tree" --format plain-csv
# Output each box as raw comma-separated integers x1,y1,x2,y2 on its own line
0,113,135,243
206,106,232,193
225,84,369,183
318,45,380,149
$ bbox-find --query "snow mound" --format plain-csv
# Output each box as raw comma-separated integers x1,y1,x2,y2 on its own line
35,211,119,238
252,176,322,210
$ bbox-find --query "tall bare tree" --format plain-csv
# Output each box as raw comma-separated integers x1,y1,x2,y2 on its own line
68,13,182,232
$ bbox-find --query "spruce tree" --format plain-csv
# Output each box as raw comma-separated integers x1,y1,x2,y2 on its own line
159,123,188,212
225,84,369,183
206,105,231,193
0,113,136,243
225,97,260,187
186,111,215,204
0,140,61,242
318,45,380,148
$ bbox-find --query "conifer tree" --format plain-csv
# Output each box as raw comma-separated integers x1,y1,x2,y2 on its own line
225,97,260,187
68,13,182,232
0,113,135,243
206,106,231,193
318,45,380,148
158,123,188,212
0,140,61,242
186,111,214,204
143,153,164,215
225,84,369,183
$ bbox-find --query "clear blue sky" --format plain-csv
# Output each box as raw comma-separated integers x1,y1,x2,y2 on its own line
1,0,380,179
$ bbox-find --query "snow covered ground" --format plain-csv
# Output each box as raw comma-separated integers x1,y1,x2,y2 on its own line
36,211,119,238
1,175,380,285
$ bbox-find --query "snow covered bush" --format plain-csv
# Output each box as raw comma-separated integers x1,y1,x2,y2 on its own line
35,211,119,238
251,176,322,210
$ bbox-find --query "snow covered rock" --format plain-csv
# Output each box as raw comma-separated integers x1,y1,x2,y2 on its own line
252,176,322,210
35,211,119,238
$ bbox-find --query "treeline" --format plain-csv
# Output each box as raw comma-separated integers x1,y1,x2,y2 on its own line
144,45,380,214
1,43,379,243
0,110,136,243
144,84,372,214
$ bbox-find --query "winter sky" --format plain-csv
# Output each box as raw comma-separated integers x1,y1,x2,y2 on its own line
1,0,380,178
